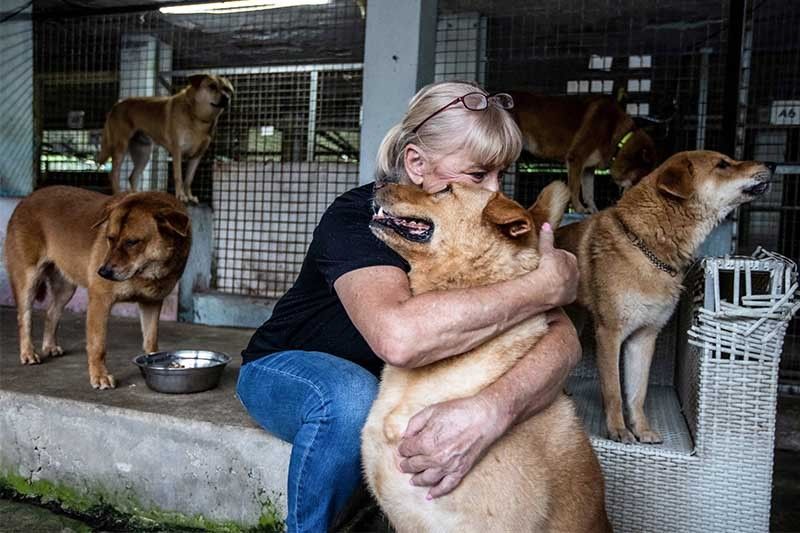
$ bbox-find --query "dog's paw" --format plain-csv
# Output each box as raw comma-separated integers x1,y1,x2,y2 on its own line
90,372,117,390
20,351,41,365
41,344,64,357
175,191,190,203
634,428,663,444
187,193,199,205
607,426,636,444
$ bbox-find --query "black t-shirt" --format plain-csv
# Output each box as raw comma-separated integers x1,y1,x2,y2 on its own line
241,182,410,376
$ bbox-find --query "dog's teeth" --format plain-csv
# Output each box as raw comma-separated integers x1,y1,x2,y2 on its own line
377,207,385,217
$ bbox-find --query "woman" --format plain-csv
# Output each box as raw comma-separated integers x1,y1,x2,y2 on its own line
237,81,581,532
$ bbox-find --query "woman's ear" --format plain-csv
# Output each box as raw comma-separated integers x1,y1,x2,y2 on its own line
403,144,428,186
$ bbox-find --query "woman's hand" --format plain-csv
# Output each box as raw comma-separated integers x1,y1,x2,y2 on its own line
531,223,579,308
396,395,508,499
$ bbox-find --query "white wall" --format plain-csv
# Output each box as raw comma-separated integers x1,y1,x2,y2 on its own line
358,0,438,184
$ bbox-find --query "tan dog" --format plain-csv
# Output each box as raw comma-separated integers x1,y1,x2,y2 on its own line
509,91,657,213
362,182,611,532
4,186,191,389
555,151,772,443
97,74,233,203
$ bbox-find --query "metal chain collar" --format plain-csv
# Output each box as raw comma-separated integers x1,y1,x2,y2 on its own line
617,217,679,277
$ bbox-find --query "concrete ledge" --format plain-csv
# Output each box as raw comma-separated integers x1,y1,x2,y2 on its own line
0,391,291,530
193,292,277,329
0,307,291,530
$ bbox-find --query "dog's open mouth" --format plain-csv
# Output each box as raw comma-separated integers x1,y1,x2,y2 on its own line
743,179,770,196
371,206,433,243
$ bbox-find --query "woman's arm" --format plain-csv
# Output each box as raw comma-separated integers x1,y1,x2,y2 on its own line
396,308,581,498
334,224,578,368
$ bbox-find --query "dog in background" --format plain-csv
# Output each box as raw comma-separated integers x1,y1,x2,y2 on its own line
363,182,611,532
509,91,657,213
555,151,772,443
4,186,191,389
97,74,233,204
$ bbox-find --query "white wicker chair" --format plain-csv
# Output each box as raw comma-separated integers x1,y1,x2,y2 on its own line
567,248,799,533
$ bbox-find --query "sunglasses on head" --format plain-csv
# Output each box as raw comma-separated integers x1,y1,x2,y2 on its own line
412,92,515,134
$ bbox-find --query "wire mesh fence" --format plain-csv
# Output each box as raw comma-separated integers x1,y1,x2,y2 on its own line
33,1,365,298
29,0,798,372
734,0,800,382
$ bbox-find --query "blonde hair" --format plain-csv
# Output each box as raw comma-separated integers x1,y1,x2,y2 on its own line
375,81,523,181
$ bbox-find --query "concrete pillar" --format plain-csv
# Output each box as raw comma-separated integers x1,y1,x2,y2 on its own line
0,1,34,197
358,0,438,185
119,34,172,192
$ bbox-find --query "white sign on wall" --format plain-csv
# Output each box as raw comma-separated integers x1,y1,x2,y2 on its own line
770,100,800,125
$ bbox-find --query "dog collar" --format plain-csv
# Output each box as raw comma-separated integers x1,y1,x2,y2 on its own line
606,130,635,169
616,216,679,277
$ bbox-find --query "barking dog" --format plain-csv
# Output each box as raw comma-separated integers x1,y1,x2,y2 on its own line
97,74,233,204
556,151,772,443
362,182,611,532
509,91,657,213
5,186,191,389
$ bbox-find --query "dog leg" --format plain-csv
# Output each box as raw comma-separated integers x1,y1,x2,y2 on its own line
183,156,202,204
595,324,635,443
566,159,589,213
580,169,599,213
171,150,189,203
86,294,116,389
127,137,154,192
138,301,162,353
110,145,127,194
41,269,76,358
623,326,662,443
11,267,41,365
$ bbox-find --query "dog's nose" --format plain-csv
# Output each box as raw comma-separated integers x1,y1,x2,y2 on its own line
219,95,230,108
762,161,778,173
97,265,115,280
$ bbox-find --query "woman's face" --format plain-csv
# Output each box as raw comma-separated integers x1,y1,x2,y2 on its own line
405,145,506,194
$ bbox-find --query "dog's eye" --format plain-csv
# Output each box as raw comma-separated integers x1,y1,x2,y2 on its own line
435,184,453,196
124,239,141,247
716,159,730,169
209,83,218,91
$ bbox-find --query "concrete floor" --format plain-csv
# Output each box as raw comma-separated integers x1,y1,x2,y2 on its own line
1,306,799,532
0,306,256,429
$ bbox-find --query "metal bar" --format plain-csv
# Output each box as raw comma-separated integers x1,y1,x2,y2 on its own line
306,70,318,162
742,206,800,213
722,0,746,156
696,47,712,150
774,164,800,175
168,63,363,77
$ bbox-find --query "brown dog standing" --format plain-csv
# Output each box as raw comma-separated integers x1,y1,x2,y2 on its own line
97,74,233,203
509,91,657,213
556,151,772,443
362,182,610,532
4,186,191,389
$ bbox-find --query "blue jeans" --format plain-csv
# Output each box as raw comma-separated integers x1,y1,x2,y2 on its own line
236,350,380,532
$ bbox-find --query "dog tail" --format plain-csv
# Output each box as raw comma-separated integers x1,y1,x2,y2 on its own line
529,181,570,229
34,279,47,303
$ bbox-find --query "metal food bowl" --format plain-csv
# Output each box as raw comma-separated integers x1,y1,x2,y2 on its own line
133,350,231,394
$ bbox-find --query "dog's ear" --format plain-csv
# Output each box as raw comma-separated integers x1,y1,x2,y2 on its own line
483,192,533,238
657,156,695,200
155,208,190,238
221,76,235,94
188,74,207,89
529,181,570,230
